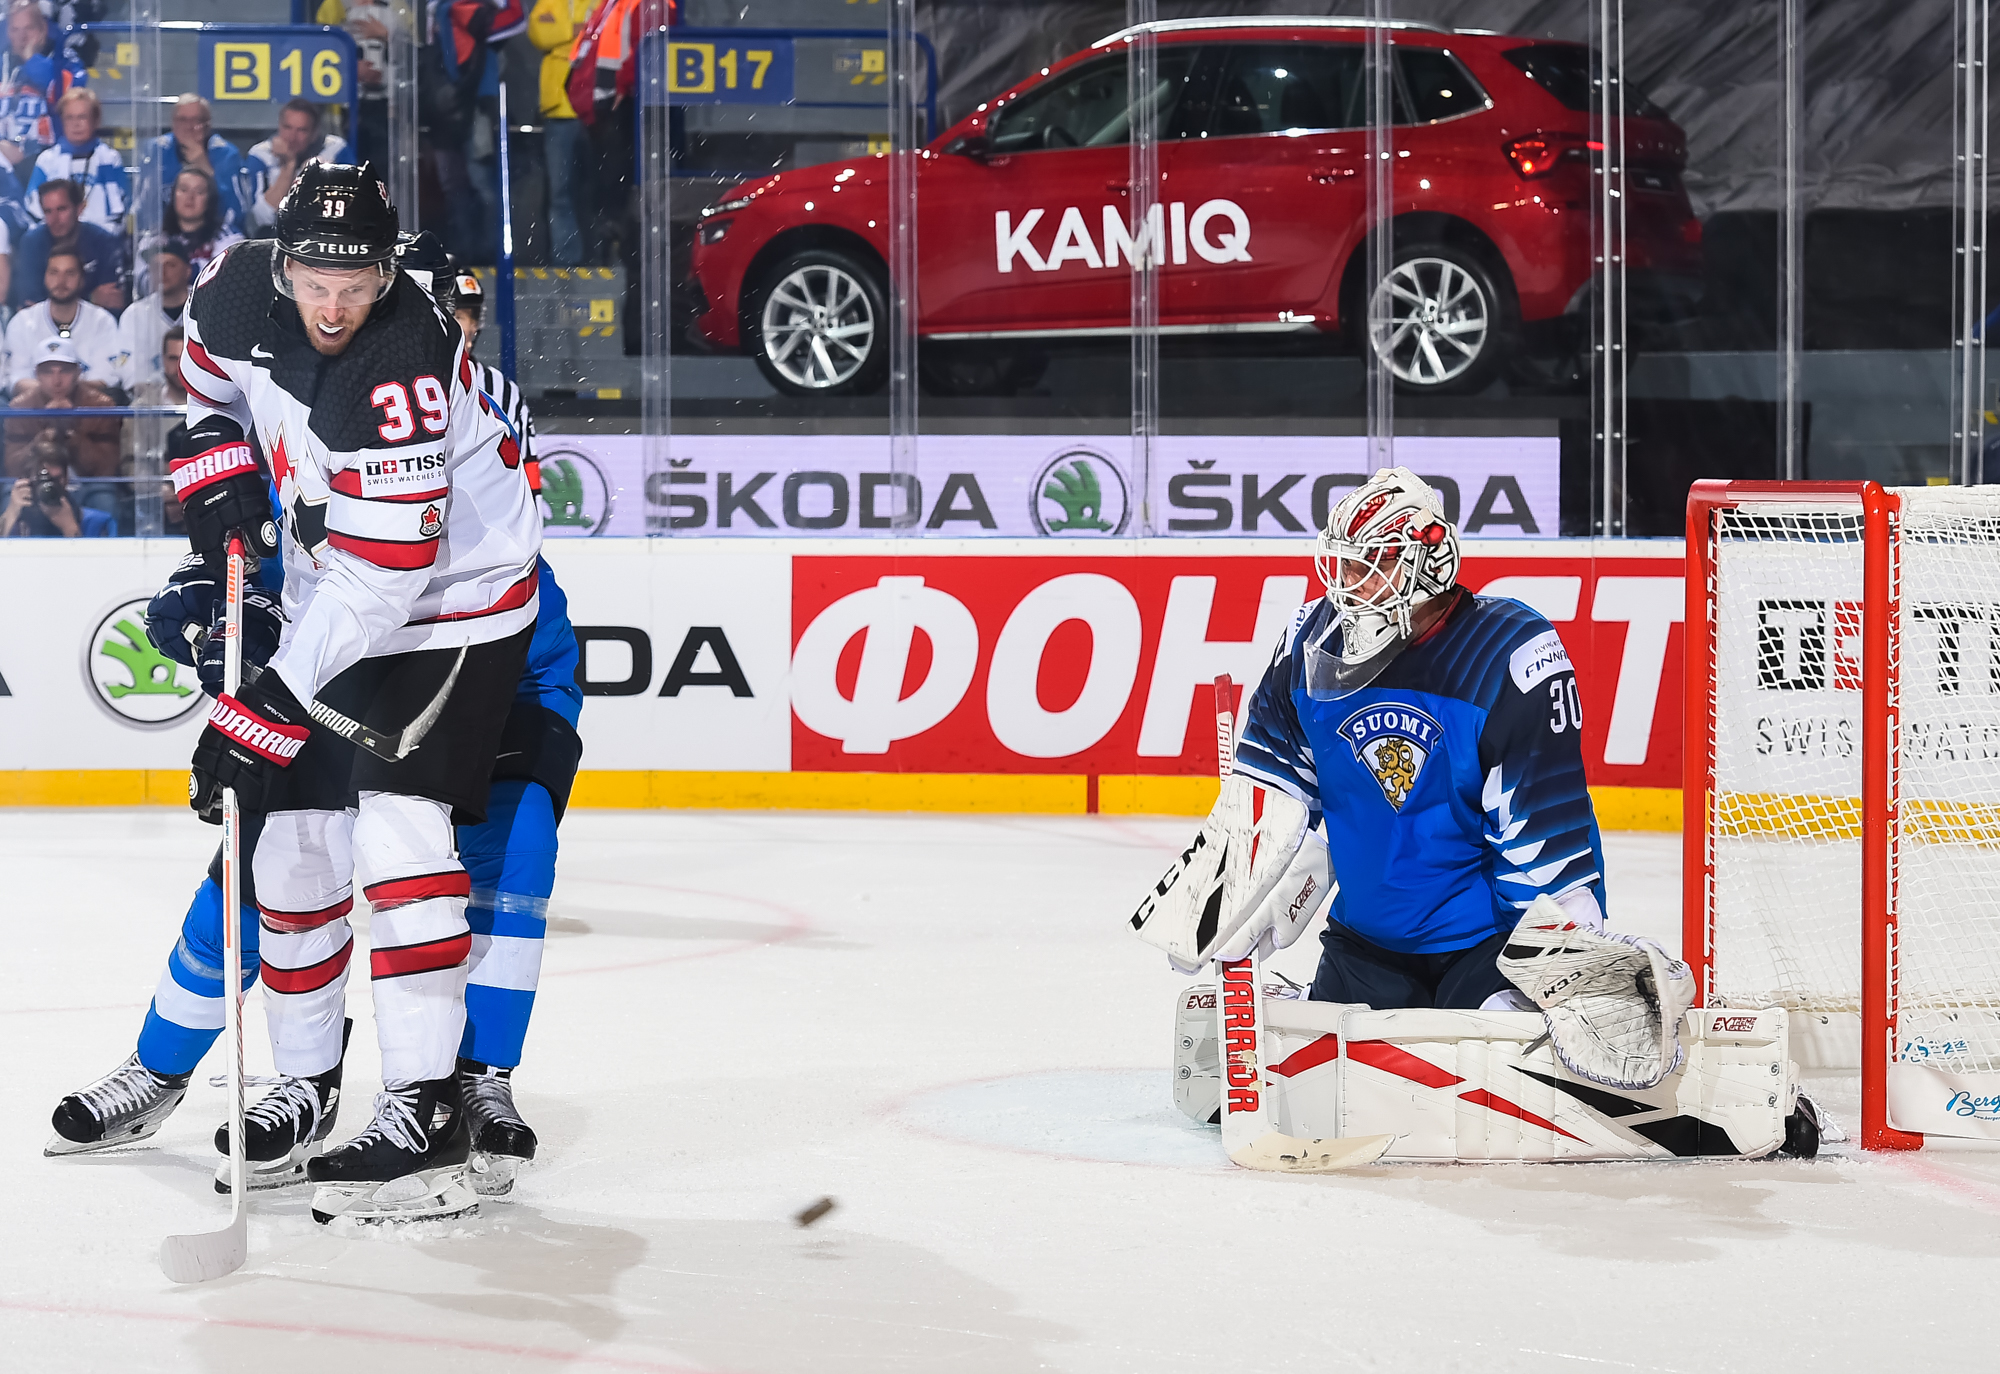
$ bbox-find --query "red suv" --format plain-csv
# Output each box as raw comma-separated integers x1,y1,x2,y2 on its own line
689,18,1700,397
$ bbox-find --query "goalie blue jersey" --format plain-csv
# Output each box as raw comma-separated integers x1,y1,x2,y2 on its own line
1234,590,1605,955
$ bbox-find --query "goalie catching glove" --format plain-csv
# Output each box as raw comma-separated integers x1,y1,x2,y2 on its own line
1496,895,1697,1091
189,670,311,821
1130,775,1330,973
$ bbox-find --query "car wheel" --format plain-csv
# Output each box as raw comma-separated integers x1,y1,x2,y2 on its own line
1367,244,1507,394
918,342,1049,397
748,248,890,396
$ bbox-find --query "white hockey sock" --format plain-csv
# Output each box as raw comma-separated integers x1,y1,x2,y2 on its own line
355,793,471,1085
254,808,359,1078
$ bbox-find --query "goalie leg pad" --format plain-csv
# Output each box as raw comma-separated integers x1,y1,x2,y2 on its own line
1269,1005,1795,1162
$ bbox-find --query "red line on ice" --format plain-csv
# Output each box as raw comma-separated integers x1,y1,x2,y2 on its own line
0,1298,732,1372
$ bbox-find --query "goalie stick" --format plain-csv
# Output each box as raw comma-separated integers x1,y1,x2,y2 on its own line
1210,675,1392,1174
161,536,250,1285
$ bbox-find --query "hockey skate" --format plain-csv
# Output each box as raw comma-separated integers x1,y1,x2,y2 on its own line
307,1076,478,1225
46,1054,191,1156
213,1019,352,1193
458,1057,537,1198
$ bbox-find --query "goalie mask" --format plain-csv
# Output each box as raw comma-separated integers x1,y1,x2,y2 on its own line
1308,467,1461,699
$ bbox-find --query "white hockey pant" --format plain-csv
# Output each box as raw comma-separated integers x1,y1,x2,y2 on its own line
255,792,471,1085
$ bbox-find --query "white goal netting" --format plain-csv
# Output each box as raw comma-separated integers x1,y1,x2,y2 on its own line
1708,487,2000,1074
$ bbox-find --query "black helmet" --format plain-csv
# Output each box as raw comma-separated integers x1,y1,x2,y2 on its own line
272,162,399,298
448,262,484,323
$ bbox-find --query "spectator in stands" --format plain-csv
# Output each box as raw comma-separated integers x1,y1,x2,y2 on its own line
147,168,240,289
15,177,119,309
150,94,249,235
529,0,593,265
246,99,349,235
10,334,120,477
117,235,189,392
129,323,185,409
25,87,125,233
0,428,114,537
7,246,121,388
0,1,75,238
316,0,398,173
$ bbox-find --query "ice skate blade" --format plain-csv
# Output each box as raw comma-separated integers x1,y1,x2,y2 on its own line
1227,1131,1394,1174
311,1167,479,1225
44,1123,164,1157
214,1148,318,1194
466,1151,520,1198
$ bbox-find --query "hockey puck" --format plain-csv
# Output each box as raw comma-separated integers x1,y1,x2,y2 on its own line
794,1196,836,1228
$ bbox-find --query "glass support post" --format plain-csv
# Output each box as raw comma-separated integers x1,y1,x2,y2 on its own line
1781,0,1804,481
131,0,165,537
640,20,673,529
1364,1,1394,474
1594,0,1629,533
887,0,921,530
1956,0,1990,485
384,1,420,227
1127,2,1159,536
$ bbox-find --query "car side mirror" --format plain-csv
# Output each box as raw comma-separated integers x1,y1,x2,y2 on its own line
948,133,991,162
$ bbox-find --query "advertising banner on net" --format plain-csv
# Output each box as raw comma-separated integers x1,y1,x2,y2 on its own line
0,538,1684,792
535,435,1560,541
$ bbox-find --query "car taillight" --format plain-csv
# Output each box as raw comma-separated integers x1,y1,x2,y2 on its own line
1504,134,1594,179
1682,216,1702,245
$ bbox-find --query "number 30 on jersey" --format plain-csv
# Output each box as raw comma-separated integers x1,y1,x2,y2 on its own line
372,377,449,441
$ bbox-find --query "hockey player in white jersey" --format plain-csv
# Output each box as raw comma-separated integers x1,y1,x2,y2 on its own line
170,162,543,1220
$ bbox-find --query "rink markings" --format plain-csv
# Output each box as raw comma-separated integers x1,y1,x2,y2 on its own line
541,879,816,979
0,1297,733,1372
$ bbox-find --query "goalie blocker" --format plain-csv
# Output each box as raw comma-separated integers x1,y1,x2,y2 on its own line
1172,988,1825,1161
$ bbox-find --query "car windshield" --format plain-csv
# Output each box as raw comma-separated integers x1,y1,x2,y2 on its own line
988,50,1197,153
1503,43,1667,120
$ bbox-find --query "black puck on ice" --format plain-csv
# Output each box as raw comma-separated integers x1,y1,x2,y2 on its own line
795,1196,836,1228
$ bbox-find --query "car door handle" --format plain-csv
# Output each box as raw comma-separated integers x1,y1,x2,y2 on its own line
1107,180,1131,194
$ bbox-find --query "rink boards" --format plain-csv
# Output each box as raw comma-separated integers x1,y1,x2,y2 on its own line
0,537,1687,823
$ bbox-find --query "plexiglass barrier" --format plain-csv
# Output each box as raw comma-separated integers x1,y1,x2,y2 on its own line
10,3,1988,542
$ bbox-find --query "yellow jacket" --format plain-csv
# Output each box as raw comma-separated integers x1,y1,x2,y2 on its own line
528,0,596,119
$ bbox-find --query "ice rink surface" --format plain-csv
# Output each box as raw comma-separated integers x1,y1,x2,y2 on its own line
6,809,1999,1373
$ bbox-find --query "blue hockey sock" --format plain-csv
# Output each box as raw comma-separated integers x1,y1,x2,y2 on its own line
136,876,261,1078
459,780,557,1069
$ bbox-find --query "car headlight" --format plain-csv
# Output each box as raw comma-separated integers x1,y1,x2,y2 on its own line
702,195,756,218
700,218,733,245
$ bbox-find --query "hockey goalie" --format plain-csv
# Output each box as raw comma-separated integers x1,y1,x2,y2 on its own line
1130,468,1825,1169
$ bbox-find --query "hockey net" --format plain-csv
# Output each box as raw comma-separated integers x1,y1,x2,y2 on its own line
1688,481,2000,1148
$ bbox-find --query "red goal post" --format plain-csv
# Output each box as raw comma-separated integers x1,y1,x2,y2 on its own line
1683,479,2000,1152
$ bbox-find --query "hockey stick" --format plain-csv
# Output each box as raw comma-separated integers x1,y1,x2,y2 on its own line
161,536,251,1284
299,643,466,763
1211,675,1392,1174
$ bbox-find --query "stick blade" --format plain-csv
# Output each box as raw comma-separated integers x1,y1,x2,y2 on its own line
1228,1131,1393,1174
159,1214,246,1284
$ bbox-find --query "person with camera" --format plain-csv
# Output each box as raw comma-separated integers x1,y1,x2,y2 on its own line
0,426,112,536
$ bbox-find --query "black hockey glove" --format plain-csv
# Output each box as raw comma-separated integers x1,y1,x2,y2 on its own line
198,589,285,698
169,417,280,571
145,559,284,697
189,671,312,823
145,553,217,669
